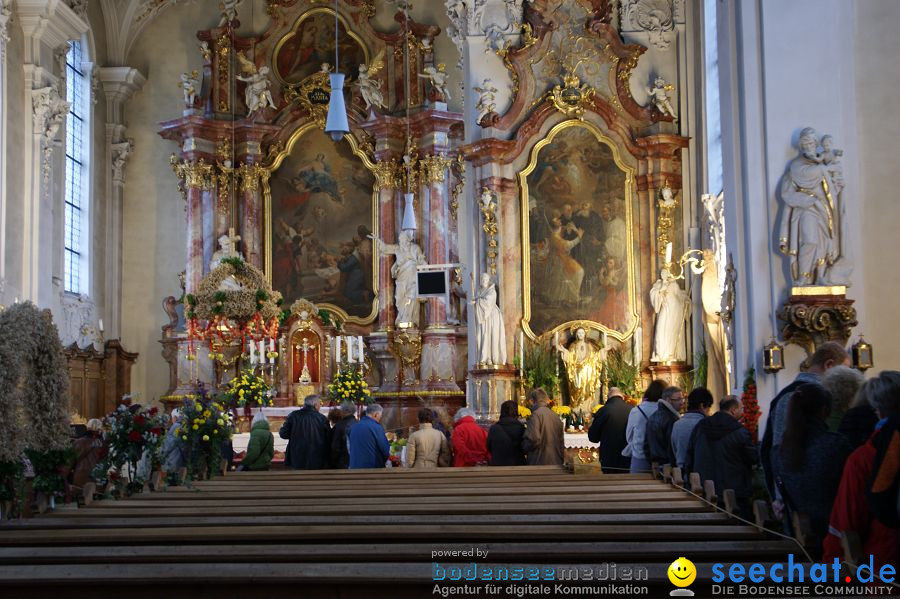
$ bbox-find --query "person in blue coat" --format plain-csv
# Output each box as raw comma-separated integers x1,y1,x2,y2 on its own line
348,403,391,469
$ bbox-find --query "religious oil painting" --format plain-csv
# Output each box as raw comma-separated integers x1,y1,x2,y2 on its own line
267,127,377,322
273,9,368,85
520,120,637,339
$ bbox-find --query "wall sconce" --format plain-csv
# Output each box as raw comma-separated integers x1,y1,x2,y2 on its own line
852,336,874,371
763,338,785,373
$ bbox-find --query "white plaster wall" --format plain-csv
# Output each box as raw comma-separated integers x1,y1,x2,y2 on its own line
718,0,863,424
855,0,900,371
2,15,26,302
120,3,202,403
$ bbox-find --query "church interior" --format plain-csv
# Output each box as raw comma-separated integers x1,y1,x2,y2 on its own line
0,0,899,596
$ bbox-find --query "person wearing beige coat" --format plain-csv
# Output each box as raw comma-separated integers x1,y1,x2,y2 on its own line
406,409,451,468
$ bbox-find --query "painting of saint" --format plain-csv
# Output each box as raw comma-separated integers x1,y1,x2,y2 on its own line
274,11,367,85
268,128,376,321
523,123,635,337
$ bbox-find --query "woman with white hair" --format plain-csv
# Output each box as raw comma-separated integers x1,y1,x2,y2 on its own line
821,364,864,432
240,410,274,471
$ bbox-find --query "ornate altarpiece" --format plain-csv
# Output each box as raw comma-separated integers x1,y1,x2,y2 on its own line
159,0,467,427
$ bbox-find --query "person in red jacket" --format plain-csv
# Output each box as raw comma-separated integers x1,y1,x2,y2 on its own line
451,408,490,467
822,371,900,573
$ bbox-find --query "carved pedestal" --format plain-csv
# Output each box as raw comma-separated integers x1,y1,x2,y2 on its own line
778,287,858,358
469,366,519,423
648,362,690,388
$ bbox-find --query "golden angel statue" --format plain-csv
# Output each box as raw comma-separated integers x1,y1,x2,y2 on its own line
555,327,609,414
354,49,386,113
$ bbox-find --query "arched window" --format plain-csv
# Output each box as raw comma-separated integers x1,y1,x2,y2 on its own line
64,40,90,294
703,0,723,196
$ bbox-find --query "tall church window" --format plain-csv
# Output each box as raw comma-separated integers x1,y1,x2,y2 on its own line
64,40,90,294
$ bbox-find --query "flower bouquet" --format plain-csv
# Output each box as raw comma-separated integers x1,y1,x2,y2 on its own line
175,396,234,481
222,370,273,409
327,368,372,405
739,368,761,442
92,404,168,496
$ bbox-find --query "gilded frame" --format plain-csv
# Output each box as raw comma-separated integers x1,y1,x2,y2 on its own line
271,7,370,87
262,122,379,325
518,119,639,342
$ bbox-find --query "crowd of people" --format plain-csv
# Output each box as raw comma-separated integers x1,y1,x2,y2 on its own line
122,342,897,575
273,389,567,472
586,341,899,572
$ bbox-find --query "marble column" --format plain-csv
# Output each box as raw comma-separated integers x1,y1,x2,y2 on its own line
238,162,264,268
185,176,205,294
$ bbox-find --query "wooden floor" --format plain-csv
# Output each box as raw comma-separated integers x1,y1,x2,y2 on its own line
0,466,801,598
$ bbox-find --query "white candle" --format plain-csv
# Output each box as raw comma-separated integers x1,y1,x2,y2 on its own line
269,338,275,364
347,336,356,363
358,336,364,363
665,242,673,265
335,335,342,365
519,331,524,367
249,341,256,365
554,330,559,349
98,319,104,333
258,340,265,363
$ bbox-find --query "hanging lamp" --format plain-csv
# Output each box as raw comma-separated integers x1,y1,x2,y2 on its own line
399,5,416,231
324,0,349,141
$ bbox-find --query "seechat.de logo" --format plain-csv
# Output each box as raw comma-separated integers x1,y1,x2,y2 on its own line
668,557,696,597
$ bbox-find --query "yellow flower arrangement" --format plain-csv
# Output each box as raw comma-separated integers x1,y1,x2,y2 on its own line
551,405,572,416
517,405,532,418
592,403,602,414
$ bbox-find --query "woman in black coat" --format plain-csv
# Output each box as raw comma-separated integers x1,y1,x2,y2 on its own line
486,400,526,466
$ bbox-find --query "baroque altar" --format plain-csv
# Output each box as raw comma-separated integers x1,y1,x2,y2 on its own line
155,0,710,427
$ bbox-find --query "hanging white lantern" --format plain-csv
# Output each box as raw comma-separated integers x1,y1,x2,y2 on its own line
401,191,416,231
325,72,349,142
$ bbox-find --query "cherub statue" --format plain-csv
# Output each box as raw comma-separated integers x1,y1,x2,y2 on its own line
218,0,241,27
179,71,200,108
418,64,450,102
199,41,211,61
235,51,275,115
473,78,498,125
354,49,386,113
647,76,677,121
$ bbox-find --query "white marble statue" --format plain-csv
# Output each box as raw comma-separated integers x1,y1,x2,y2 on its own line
650,267,687,362
647,76,677,121
778,127,849,285
473,78,498,124
237,66,275,115
218,0,241,27
472,273,507,367
354,51,386,113
373,230,427,328
210,231,242,271
418,64,450,102
180,71,200,108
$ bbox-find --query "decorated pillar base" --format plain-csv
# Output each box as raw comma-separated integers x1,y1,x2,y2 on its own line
469,366,518,423
386,328,423,390
420,327,463,392
648,361,691,388
778,286,858,358
159,336,216,411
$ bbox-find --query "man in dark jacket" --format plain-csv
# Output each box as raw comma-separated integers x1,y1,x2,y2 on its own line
486,400,526,466
687,397,757,518
348,403,391,469
646,386,683,468
279,395,331,470
587,387,632,473
330,400,358,469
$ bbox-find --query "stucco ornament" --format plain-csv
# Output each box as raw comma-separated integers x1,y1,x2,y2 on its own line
419,64,451,103
180,70,200,108
473,78,498,125
236,52,275,115
647,76,677,121
622,0,674,50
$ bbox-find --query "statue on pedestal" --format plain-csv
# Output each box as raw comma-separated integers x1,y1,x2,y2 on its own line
650,267,687,363
647,76,677,121
418,64,450,103
179,71,200,108
471,273,507,368
373,230,426,328
778,127,850,286
236,52,275,116
210,229,244,291
354,50,386,114
555,327,607,414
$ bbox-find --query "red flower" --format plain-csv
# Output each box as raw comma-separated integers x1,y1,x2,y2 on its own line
109,471,119,481
148,407,159,416
149,427,162,436
133,415,146,426
128,430,142,442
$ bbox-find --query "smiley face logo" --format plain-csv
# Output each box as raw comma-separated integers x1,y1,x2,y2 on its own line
668,557,696,588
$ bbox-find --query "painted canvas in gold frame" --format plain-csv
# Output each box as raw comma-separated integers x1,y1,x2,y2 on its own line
263,124,379,324
272,8,369,86
518,120,638,341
